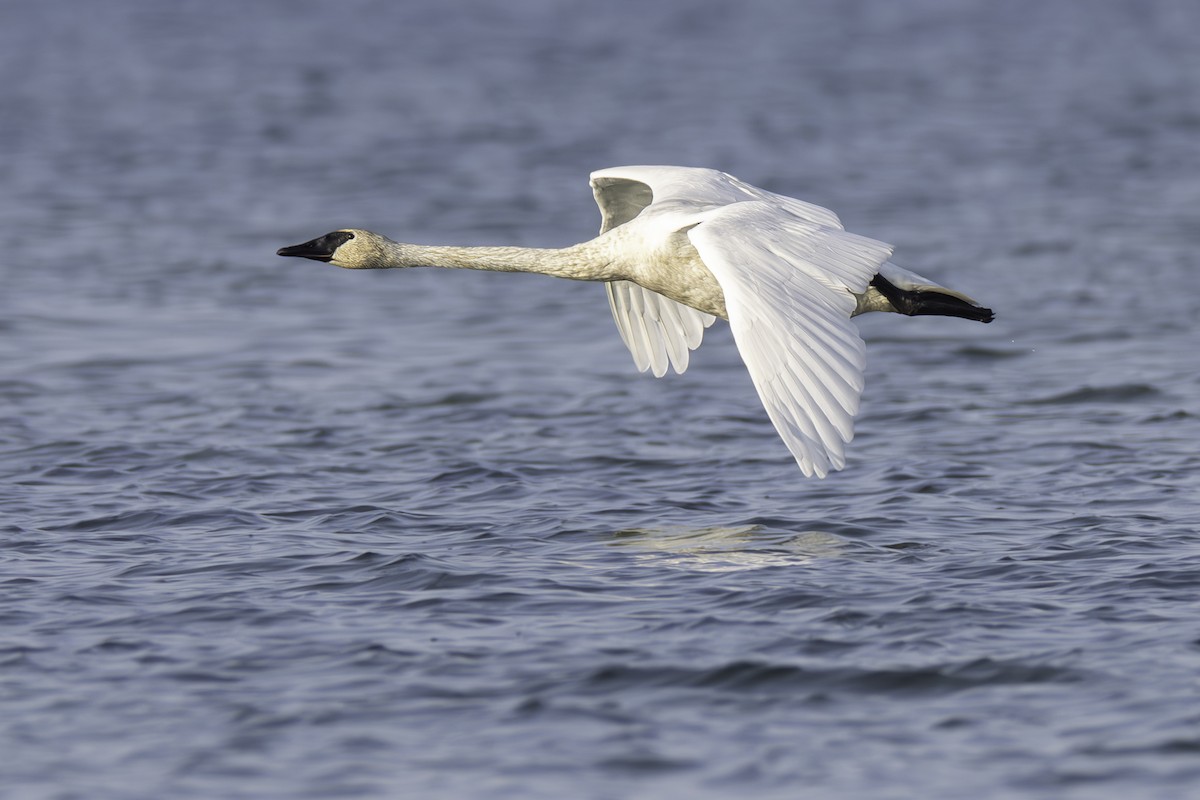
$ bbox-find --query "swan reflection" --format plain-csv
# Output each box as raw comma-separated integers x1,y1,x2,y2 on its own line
610,525,849,571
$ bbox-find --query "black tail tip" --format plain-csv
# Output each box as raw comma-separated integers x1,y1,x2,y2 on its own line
870,275,993,323
969,305,995,324
901,291,996,323
918,295,994,323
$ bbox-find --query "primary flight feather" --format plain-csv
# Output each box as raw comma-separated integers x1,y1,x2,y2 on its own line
278,166,993,476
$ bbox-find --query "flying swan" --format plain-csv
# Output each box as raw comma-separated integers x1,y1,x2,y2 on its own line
278,166,993,477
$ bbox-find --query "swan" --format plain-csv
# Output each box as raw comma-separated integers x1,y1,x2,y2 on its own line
278,166,993,477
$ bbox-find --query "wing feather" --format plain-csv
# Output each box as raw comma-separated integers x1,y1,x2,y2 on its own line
591,168,718,378
605,281,716,377
628,284,668,377
687,202,894,477
590,166,844,229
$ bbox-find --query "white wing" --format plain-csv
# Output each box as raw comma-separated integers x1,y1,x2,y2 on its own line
591,168,716,377
605,281,715,376
687,202,894,477
591,165,845,229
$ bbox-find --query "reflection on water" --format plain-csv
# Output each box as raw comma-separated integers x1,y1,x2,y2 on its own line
610,525,851,570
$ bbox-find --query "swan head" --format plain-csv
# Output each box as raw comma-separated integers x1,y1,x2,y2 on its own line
277,229,394,269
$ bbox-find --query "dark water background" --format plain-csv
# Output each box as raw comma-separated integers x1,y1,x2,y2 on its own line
2,1,1199,797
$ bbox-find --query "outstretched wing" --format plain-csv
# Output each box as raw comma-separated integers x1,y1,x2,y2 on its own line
687,201,894,477
590,168,716,377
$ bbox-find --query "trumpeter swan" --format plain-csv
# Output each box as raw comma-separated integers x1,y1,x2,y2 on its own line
278,166,992,477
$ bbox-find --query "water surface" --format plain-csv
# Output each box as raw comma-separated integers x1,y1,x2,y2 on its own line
2,1,1199,798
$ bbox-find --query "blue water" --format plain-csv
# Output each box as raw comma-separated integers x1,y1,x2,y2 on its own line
3,1,1200,798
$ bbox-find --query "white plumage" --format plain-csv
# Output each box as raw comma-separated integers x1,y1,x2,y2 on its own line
278,166,993,477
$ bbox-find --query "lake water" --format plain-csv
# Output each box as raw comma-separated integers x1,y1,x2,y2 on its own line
2,1,1199,798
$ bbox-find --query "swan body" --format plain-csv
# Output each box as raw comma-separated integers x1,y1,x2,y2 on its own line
278,166,993,477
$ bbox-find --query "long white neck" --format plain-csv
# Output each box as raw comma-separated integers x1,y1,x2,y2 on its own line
371,238,618,282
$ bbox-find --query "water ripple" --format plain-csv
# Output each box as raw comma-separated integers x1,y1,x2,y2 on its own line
3,2,1200,799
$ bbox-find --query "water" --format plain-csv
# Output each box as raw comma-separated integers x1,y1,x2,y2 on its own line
2,1,1199,797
